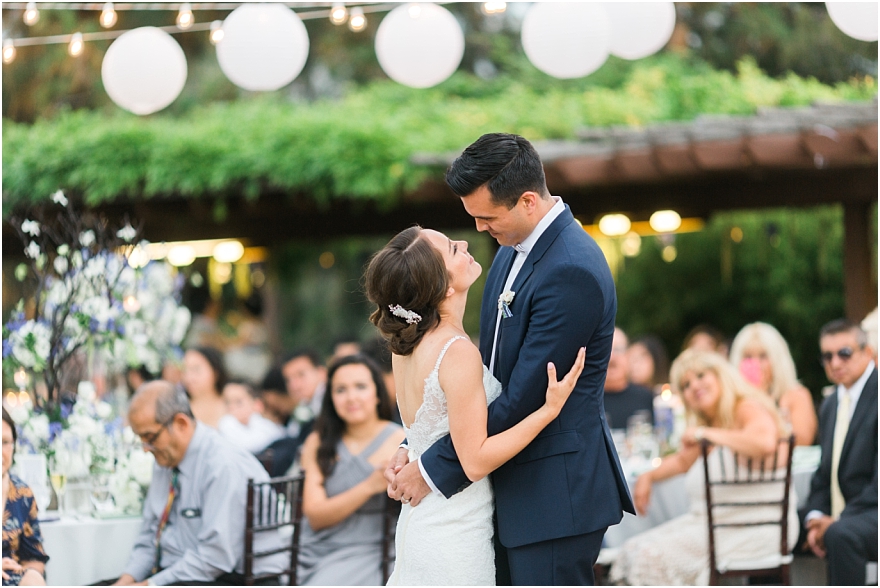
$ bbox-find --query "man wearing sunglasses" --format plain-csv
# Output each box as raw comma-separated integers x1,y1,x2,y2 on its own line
803,319,877,586
106,381,286,586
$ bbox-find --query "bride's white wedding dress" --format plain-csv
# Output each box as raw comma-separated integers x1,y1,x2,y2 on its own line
387,335,502,586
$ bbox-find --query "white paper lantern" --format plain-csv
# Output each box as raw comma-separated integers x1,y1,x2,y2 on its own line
826,2,878,42
101,27,187,115
216,3,309,91
605,2,676,60
521,2,611,79
375,3,465,89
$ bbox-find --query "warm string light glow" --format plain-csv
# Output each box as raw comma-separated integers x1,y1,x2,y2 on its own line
68,32,84,57
176,2,194,30
3,39,16,64
329,2,348,25
209,20,224,45
23,1,40,25
481,2,507,15
100,2,118,28
348,6,367,32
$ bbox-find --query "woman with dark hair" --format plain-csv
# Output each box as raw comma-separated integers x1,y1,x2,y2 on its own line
181,346,228,428
297,354,405,585
364,225,585,585
627,334,670,392
2,408,48,586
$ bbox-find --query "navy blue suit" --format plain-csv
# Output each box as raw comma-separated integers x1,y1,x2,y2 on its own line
421,206,635,584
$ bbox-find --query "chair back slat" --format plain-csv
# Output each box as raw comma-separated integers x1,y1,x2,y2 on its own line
244,471,305,586
381,495,402,583
701,435,795,586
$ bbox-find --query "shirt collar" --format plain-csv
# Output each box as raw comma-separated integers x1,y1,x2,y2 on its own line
514,196,565,255
176,421,207,477
838,359,875,402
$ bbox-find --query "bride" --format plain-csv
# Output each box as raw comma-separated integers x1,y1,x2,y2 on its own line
364,225,585,585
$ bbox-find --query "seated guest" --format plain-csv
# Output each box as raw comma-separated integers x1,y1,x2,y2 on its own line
611,349,797,586
111,381,286,586
219,381,286,454
627,334,670,394
328,335,362,365
181,347,228,428
682,323,728,357
603,327,654,430
298,355,404,586
281,349,327,439
730,322,818,446
2,408,48,587
257,368,310,477
258,368,296,428
802,319,877,586
361,337,401,425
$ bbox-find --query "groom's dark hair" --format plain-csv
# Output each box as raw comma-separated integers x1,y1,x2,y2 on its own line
445,133,549,209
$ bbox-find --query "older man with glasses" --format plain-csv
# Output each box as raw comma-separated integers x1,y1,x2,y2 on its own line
102,381,286,586
802,319,877,586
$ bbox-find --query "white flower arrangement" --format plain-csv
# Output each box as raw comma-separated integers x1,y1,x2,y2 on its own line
498,290,516,318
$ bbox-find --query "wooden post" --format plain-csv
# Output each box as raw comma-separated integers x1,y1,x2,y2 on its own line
843,202,877,322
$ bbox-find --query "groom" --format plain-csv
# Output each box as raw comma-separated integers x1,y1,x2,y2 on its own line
386,133,634,585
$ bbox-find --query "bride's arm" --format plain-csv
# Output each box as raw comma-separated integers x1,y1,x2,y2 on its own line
443,341,585,483
300,432,390,530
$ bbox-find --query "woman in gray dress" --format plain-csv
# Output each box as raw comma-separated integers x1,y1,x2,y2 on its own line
298,354,405,585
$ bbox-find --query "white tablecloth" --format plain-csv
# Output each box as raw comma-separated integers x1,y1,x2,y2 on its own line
41,515,143,586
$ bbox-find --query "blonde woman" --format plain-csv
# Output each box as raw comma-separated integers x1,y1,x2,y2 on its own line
610,350,797,586
730,322,818,446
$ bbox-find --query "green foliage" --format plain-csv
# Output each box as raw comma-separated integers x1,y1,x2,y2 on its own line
614,205,873,397
4,55,874,216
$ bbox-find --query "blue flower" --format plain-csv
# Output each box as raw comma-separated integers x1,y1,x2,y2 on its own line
48,422,63,443
2,339,12,359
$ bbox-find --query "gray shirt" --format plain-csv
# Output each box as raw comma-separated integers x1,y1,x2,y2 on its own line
124,424,287,585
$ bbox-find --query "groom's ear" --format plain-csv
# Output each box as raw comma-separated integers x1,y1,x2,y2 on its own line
519,191,540,213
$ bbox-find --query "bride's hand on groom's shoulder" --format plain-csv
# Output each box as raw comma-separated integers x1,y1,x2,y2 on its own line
544,347,586,416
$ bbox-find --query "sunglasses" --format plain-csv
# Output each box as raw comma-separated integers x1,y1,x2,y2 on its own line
820,346,860,364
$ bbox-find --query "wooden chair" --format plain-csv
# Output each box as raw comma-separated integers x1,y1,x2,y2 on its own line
702,435,796,586
244,472,305,586
381,494,402,584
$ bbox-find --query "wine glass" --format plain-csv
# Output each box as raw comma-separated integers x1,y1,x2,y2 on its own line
49,451,72,517
90,473,116,514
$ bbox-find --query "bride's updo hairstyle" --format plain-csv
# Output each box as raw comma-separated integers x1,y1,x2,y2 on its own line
365,226,448,356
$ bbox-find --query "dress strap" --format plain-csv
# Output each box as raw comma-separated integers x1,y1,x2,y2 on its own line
433,335,469,372
362,423,401,459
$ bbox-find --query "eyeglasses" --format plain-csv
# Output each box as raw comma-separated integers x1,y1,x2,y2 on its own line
820,346,860,364
138,414,177,449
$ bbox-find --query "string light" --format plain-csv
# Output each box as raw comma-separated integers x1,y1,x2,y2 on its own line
99,2,118,28
23,1,40,25
68,32,84,56
329,2,348,25
3,39,16,64
209,19,224,44
176,2,194,30
481,2,507,15
348,6,366,32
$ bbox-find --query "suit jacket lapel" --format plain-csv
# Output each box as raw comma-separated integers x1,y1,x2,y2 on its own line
841,367,878,460
480,247,516,361
509,206,575,295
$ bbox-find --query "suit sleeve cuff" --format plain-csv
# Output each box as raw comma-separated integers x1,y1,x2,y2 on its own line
805,509,826,524
418,457,444,497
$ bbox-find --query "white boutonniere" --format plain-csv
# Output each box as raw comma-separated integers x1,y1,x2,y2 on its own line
498,290,515,318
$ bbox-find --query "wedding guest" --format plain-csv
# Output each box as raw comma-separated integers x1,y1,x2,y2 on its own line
329,335,362,365
361,337,401,425
802,319,876,586
729,322,818,446
181,346,228,428
603,327,654,431
218,381,286,454
281,349,326,438
110,381,286,586
682,323,728,357
258,367,296,428
298,355,404,585
256,368,308,477
611,349,797,585
627,334,670,393
2,408,48,587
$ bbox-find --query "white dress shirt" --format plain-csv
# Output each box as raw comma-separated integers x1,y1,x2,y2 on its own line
418,197,566,496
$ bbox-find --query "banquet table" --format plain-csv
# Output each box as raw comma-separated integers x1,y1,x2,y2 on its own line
40,514,143,586
604,446,820,549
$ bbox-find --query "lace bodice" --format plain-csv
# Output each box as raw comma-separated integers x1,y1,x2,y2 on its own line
404,335,503,458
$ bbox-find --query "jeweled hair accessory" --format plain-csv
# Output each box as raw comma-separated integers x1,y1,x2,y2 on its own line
388,304,422,325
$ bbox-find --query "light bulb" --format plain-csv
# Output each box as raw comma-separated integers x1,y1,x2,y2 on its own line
598,214,631,237
482,1,507,15
649,210,682,233
2,39,16,64
123,295,141,313
100,2,117,28
13,367,28,390
68,32,84,57
167,245,196,267
23,2,39,26
212,240,244,263
209,20,224,45
176,2,194,30
329,3,348,25
348,6,366,32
